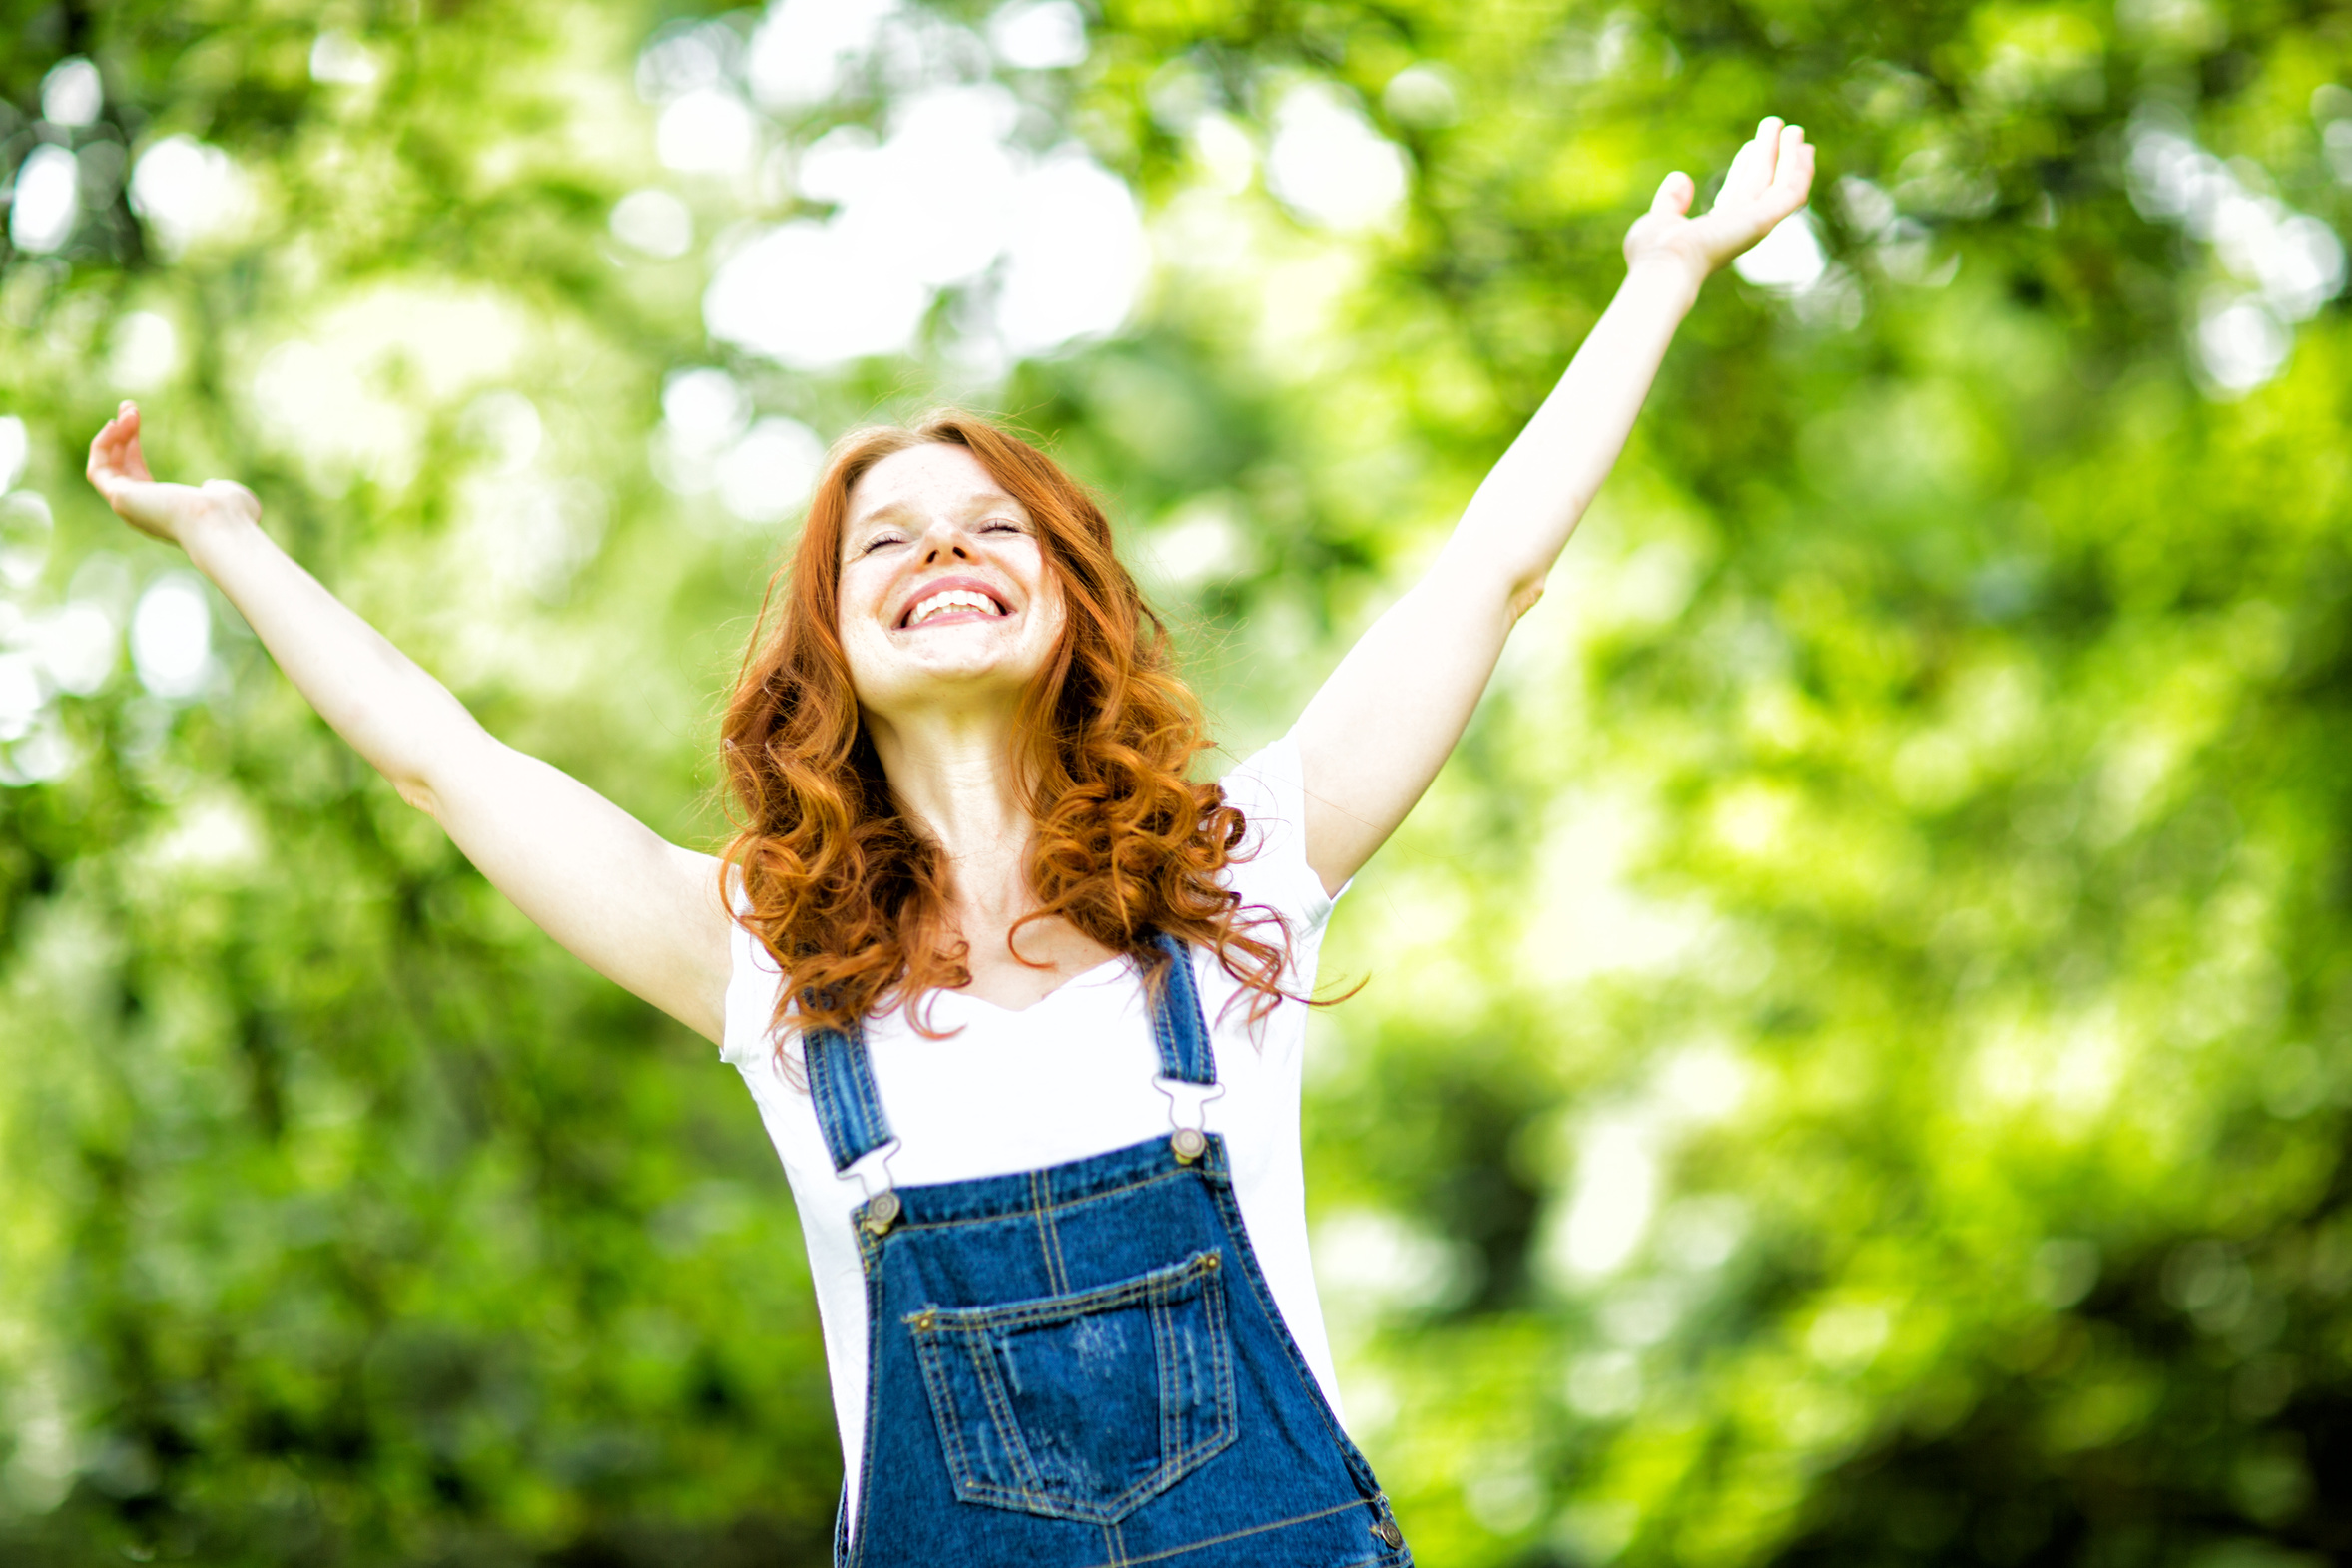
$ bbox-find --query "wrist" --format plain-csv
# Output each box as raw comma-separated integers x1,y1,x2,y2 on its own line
178,495,263,561
1625,251,1706,312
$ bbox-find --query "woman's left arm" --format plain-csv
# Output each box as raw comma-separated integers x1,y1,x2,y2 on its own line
1293,117,1816,895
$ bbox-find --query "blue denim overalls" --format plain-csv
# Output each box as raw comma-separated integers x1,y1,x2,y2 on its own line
804,934,1412,1567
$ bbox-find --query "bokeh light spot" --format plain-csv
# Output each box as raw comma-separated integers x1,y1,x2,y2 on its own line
610,189,694,259
1265,83,1409,233
131,573,215,700
9,146,81,255
39,57,102,126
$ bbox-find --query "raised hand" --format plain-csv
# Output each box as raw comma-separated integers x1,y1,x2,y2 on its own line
86,401,260,548
1623,116,1816,287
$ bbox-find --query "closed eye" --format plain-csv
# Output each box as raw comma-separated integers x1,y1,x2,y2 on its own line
859,533,905,556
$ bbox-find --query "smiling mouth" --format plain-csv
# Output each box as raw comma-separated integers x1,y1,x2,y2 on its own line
898,587,1010,629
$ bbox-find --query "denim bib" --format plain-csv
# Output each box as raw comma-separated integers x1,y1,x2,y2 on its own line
805,933,1412,1567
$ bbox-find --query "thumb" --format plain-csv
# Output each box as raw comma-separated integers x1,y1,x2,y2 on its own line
1651,171,1695,218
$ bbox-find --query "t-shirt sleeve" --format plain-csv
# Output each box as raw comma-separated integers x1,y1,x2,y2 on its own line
1217,733,1341,945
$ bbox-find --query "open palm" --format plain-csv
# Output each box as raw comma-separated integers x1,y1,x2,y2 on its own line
1625,116,1816,283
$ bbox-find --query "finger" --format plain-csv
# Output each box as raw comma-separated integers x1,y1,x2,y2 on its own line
88,416,130,484
1773,127,1815,200
1751,115,1786,187
1714,144,1757,208
116,402,154,484
1651,170,1696,217
1718,122,1776,207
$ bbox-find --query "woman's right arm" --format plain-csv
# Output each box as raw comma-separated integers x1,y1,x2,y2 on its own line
88,402,733,1044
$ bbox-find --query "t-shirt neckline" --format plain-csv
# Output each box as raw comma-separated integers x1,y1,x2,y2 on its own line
924,952,1137,1020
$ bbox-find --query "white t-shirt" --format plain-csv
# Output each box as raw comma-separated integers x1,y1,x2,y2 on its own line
720,737,1345,1527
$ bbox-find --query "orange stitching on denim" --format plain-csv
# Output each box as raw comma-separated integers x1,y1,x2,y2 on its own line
1071,1499,1370,1568
911,1332,974,1488
1025,1169,1066,1297
1038,1166,1075,1299
888,1165,1199,1234
1151,1291,1180,1472
910,1252,1215,1334
1166,1259,1237,1480
912,1312,1055,1509
967,1329,1048,1501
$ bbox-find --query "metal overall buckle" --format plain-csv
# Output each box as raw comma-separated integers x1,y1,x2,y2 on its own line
847,1138,904,1235
1154,1077,1225,1165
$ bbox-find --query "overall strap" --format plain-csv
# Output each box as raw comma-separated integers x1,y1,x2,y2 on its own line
804,1020,894,1174
1148,931,1218,1087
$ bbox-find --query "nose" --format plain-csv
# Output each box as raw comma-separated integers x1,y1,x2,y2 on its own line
916,520,974,565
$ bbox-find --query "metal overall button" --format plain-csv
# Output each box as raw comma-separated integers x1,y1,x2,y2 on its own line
1171,1126,1207,1163
1372,1494,1405,1549
865,1190,901,1234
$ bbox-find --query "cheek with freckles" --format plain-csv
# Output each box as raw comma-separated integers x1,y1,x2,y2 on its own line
833,561,895,700
992,561,1063,677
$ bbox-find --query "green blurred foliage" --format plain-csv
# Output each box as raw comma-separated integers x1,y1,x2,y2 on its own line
3,0,2350,1564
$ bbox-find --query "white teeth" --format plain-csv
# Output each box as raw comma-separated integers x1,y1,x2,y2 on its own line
908,588,1001,625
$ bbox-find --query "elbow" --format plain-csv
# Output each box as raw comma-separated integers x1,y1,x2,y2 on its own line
392,774,442,818
385,744,461,819
1426,546,1549,630
386,710,493,822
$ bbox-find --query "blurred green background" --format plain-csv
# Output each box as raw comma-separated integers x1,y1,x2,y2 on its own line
4,0,2350,1563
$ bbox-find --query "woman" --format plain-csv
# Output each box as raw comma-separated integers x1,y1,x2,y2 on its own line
88,119,1813,1566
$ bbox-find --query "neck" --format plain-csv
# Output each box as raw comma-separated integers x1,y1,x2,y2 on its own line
864,700,1031,920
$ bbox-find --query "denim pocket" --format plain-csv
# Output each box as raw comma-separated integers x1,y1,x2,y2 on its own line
907,1249,1236,1523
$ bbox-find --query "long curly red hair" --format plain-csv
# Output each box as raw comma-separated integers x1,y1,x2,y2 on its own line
719,411,1293,1043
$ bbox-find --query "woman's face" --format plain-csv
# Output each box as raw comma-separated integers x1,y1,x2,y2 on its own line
836,442,1067,727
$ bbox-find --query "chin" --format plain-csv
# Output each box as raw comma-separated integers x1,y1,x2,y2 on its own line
862,645,1046,709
